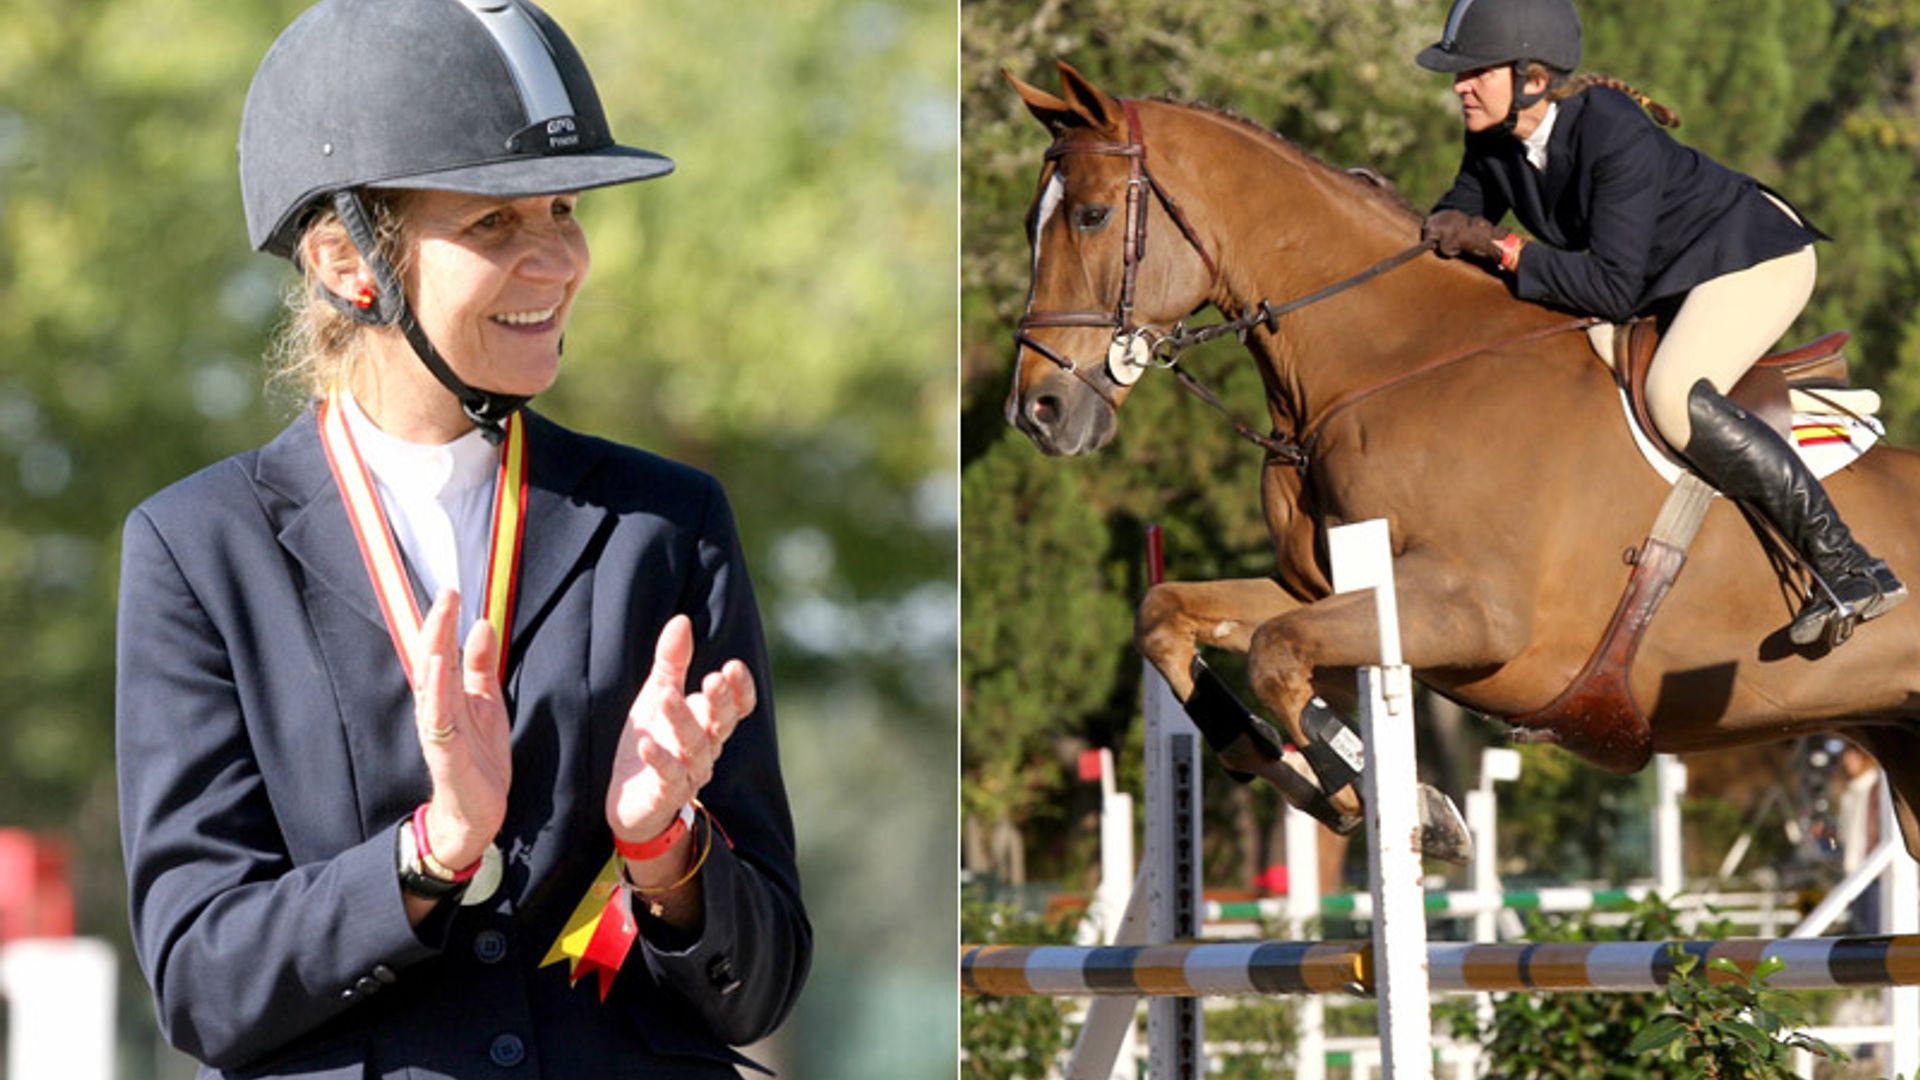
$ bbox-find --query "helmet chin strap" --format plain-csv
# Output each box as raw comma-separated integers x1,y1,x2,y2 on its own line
325,190,530,445
1497,61,1550,136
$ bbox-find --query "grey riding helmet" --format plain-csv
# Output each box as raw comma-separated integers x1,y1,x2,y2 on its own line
1415,0,1583,75
238,0,674,436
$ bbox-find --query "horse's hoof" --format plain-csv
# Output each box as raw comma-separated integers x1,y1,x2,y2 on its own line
1415,784,1474,866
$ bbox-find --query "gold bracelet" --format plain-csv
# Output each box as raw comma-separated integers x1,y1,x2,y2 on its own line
627,804,714,917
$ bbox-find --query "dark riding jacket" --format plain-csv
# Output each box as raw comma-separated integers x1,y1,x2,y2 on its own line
117,407,809,1078
1433,86,1823,322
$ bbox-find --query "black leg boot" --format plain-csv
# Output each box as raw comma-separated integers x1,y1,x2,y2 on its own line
1683,380,1905,646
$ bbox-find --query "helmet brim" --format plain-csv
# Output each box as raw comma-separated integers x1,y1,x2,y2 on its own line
363,144,676,200
1415,43,1512,73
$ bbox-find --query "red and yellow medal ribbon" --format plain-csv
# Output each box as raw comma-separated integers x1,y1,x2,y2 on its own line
319,393,643,999
316,392,527,682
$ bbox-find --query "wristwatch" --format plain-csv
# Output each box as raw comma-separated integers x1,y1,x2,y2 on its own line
396,818,468,901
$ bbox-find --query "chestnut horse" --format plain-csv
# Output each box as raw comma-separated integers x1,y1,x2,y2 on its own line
1001,63,1920,861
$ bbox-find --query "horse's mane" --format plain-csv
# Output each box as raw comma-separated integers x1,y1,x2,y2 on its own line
1148,94,1424,226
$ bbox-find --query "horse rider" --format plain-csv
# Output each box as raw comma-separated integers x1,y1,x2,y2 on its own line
1414,0,1906,646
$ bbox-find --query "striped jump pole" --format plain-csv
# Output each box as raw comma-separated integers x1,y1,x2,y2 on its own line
961,935,1920,998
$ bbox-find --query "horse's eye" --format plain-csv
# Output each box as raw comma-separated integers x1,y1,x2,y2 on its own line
1075,205,1112,232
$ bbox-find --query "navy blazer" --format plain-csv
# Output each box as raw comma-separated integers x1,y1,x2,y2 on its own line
1434,86,1823,322
116,407,809,1078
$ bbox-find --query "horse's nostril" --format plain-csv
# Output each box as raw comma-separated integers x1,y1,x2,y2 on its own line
1031,395,1062,427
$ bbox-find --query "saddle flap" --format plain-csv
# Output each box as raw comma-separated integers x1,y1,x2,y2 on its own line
1616,318,1853,464
1618,318,1673,458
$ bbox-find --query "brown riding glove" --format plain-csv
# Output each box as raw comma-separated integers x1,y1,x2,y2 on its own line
1423,210,1514,265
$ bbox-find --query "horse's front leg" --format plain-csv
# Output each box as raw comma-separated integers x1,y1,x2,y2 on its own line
1245,550,1529,862
1137,577,1372,833
1136,577,1302,695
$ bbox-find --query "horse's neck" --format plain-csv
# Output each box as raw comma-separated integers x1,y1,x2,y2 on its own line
1156,108,1557,432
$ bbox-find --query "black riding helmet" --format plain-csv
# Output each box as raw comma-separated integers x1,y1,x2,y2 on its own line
1416,0,1582,132
239,0,675,440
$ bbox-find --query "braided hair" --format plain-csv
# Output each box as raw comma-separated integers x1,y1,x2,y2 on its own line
1536,66,1682,128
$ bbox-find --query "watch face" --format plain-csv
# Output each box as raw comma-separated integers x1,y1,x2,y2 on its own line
459,844,505,907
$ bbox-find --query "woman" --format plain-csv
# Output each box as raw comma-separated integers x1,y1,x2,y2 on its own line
114,1,809,1075
1414,0,1905,647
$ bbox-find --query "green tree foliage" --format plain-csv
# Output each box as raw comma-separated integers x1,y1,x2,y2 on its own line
961,439,1134,836
0,0,954,1076
961,0,1920,890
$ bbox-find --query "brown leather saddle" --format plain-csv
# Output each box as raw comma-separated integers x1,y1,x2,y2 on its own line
1505,320,1856,773
1616,316,1853,462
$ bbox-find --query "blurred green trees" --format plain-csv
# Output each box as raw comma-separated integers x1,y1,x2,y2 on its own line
962,0,1920,890
0,0,954,1077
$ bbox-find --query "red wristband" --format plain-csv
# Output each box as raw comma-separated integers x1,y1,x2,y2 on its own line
1496,232,1525,273
614,806,691,862
412,803,481,883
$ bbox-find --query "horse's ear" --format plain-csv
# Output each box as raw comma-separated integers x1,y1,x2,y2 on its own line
1056,60,1122,132
1004,67,1080,135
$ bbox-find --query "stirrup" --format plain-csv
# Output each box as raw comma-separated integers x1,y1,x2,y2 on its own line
1789,562,1906,647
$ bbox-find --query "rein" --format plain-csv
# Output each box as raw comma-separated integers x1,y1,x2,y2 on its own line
1015,100,1595,468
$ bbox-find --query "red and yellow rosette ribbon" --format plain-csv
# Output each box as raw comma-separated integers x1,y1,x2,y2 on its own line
539,853,637,1002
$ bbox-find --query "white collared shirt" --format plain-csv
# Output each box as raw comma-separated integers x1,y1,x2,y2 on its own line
1522,101,1559,172
340,391,499,635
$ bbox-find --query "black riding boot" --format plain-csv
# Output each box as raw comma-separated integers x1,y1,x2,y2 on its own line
1683,379,1905,646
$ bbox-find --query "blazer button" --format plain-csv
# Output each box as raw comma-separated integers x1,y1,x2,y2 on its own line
488,1033,526,1068
706,955,742,996
354,976,381,996
371,964,398,985
473,928,508,965
338,988,359,1003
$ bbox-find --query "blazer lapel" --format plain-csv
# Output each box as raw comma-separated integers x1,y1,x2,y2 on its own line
257,407,394,636
508,411,613,666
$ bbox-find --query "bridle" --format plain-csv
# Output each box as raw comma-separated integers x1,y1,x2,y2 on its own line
1012,98,1587,469
1013,99,1220,413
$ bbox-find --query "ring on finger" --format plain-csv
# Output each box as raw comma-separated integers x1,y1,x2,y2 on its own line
425,722,459,743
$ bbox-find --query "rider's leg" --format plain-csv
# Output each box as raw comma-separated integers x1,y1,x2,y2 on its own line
1646,244,1905,644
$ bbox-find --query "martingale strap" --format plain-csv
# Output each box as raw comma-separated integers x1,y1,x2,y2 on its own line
317,392,528,683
